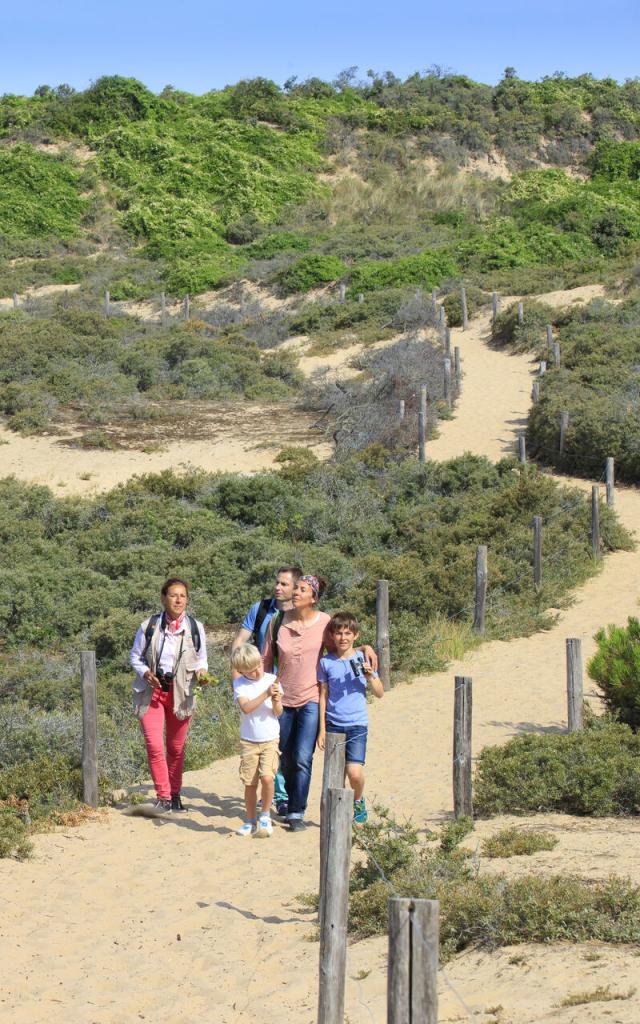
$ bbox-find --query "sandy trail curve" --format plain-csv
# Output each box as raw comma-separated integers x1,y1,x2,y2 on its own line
2,284,640,1023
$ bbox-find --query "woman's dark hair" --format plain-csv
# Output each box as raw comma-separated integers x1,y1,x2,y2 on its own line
161,577,190,596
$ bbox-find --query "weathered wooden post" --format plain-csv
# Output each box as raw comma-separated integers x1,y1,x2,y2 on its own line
12,292,18,309
318,788,353,1024
398,399,405,423
454,346,461,389
80,651,98,808
460,285,468,330
553,341,561,368
546,324,553,349
443,359,452,407
492,291,498,325
444,325,451,357
518,434,526,464
357,292,364,304
439,304,445,325
473,546,487,635
388,899,439,1024
420,384,427,421
591,485,600,558
605,457,615,508
319,733,346,927
517,301,524,325
532,381,540,404
418,410,426,464
431,288,438,316
559,410,570,455
453,676,473,818
184,294,190,320
104,290,110,317
566,638,584,732
338,282,346,303
377,579,391,691
539,360,547,376
533,515,542,587
160,290,167,326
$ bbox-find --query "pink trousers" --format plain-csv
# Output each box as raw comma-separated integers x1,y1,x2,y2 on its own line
140,688,192,799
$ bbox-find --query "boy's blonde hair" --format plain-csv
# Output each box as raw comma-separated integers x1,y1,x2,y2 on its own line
231,642,262,675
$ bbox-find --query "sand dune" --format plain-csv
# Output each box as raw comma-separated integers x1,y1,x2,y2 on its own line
2,286,640,1023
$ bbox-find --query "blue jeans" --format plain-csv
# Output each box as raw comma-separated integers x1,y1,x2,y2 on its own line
278,702,319,819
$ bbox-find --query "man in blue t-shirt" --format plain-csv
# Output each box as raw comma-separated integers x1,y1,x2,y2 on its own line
231,565,301,815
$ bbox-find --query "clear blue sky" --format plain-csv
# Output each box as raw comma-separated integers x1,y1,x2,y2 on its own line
2,0,639,96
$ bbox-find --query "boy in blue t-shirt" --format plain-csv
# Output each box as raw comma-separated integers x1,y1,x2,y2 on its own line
317,612,384,824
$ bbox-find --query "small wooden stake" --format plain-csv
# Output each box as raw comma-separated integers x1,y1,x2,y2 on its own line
492,291,498,325
559,410,569,455
453,676,473,818
376,579,391,692
518,434,526,464
460,286,468,330
533,515,542,587
80,651,98,808
454,346,461,388
591,485,600,558
473,545,487,635
418,410,426,464
517,301,524,324
318,788,353,1024
605,457,615,508
398,399,405,423
388,899,439,1024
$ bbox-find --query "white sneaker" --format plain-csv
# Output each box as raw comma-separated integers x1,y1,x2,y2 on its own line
237,821,257,836
255,814,273,838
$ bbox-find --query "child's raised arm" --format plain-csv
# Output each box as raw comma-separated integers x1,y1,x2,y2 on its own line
237,686,273,715
363,664,384,698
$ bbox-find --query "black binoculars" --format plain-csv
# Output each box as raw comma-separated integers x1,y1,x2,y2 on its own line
157,669,175,692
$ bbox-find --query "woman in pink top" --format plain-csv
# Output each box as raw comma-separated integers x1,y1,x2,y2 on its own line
263,574,330,831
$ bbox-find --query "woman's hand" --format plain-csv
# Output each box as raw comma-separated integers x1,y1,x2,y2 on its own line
317,730,326,751
196,669,209,684
144,670,161,689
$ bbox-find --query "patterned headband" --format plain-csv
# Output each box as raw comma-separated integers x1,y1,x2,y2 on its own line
300,574,320,596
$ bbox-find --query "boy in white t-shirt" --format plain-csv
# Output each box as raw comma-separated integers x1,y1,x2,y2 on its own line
231,643,283,837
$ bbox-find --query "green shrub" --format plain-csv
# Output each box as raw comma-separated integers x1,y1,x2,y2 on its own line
0,144,87,240
442,284,489,326
474,721,640,816
0,807,32,860
588,618,640,730
347,811,640,958
491,300,557,351
276,253,347,293
482,827,559,858
348,250,458,293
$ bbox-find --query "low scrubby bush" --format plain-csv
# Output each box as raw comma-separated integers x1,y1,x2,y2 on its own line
482,827,558,858
276,253,347,294
474,720,640,816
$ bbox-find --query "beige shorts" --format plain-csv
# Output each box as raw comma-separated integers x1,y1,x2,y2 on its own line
239,738,280,786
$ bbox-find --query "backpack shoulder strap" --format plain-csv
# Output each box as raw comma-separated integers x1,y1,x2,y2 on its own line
271,608,284,648
187,614,201,653
252,598,273,647
143,612,163,660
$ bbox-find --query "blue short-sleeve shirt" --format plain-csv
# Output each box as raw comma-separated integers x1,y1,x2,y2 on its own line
241,597,278,653
318,651,369,727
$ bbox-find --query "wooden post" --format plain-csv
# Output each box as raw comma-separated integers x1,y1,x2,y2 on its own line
338,282,346,303
318,788,353,1024
418,410,426,463
398,399,405,423
453,676,473,818
559,410,569,455
184,294,190,320
553,341,560,368
473,546,487,635
454,346,461,389
539,360,547,376
431,288,437,316
104,290,110,317
533,515,542,587
12,292,18,309
460,286,468,330
444,326,451,357
591,485,600,558
546,324,553,348
605,457,615,508
376,579,391,691
492,291,498,325
517,301,524,325
319,733,346,928
518,434,526,464
388,899,439,1024
160,290,167,326
438,304,445,325
80,651,98,808
532,381,540,404
443,359,452,407
420,384,427,421
566,638,584,732
357,292,364,304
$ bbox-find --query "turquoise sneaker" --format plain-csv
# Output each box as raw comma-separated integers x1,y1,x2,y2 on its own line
353,798,368,825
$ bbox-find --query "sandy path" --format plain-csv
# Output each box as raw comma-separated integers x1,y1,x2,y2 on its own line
2,284,640,1023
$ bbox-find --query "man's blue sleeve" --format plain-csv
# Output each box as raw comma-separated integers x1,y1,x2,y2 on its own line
241,600,260,633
